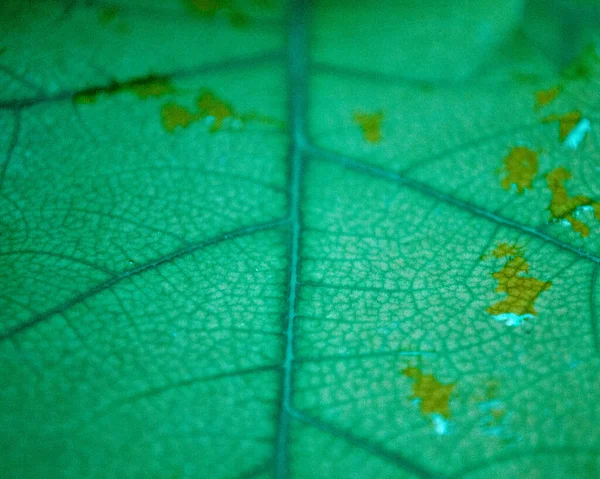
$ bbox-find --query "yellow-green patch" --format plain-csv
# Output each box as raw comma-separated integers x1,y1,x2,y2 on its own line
484,243,552,323
546,167,600,237
499,146,538,193
402,366,455,419
353,111,383,143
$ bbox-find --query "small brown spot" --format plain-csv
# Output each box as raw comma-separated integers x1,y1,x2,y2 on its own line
499,146,539,193
160,89,281,133
353,111,383,143
402,367,455,419
546,167,600,237
73,74,174,104
535,86,560,110
197,90,234,132
161,103,198,132
542,111,582,141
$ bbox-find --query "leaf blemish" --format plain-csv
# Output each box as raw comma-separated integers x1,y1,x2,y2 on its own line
499,146,539,193
546,167,600,237
476,381,513,441
353,111,383,143
542,110,588,145
402,366,455,435
535,85,560,110
73,74,174,104
161,90,282,133
484,243,552,326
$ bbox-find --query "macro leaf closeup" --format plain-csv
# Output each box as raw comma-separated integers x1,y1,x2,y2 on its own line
2,0,600,478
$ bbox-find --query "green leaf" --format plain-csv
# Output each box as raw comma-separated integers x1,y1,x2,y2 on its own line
1,0,600,478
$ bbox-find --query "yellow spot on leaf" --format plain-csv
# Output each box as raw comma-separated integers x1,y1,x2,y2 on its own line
161,103,198,132
500,146,538,193
535,86,560,109
353,111,383,143
546,167,600,237
159,89,281,133
402,367,455,419
542,111,583,141
491,243,522,259
197,90,234,132
73,75,174,104
485,243,551,319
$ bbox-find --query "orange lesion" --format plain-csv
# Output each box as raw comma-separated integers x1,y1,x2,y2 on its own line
535,85,560,110
485,243,552,319
160,89,282,133
353,111,384,143
73,75,174,104
499,146,538,193
542,110,583,141
546,167,600,237
160,103,198,132
197,90,235,132
160,90,234,133
402,367,455,419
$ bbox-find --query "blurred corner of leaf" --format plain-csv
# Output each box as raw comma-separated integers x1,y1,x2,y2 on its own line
523,0,600,68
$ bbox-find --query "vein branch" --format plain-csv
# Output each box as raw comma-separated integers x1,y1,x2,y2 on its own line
289,408,445,479
0,51,283,111
0,218,286,343
0,108,21,192
305,144,600,264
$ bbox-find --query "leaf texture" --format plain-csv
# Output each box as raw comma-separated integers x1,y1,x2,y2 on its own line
1,1,600,478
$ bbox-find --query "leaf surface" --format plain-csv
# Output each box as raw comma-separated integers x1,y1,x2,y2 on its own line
1,1,600,478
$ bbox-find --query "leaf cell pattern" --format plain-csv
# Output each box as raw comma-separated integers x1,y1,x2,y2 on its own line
1,1,600,478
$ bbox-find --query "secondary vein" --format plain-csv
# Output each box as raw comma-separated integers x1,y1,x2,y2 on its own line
305,144,600,265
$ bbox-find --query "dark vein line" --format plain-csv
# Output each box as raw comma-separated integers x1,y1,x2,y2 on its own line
590,264,599,354
0,51,283,111
275,1,308,477
94,363,280,419
0,218,286,343
0,109,21,192
0,65,45,96
289,408,445,479
305,144,600,264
